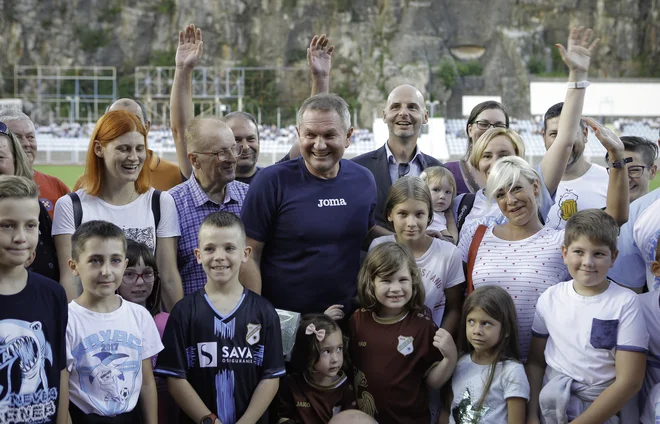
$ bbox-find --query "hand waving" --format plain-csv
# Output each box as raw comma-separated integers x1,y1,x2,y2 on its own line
556,26,599,75
307,34,334,77
583,117,625,157
176,24,203,70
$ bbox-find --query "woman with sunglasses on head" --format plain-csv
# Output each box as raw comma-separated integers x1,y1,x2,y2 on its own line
0,121,59,281
444,101,510,196
52,110,183,310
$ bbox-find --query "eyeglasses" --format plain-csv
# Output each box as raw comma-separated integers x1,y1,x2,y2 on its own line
606,164,651,178
193,145,242,161
474,120,508,131
398,163,411,179
122,270,156,284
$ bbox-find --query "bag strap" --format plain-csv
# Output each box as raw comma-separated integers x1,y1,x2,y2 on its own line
456,193,476,236
466,224,488,295
151,190,162,231
68,192,83,229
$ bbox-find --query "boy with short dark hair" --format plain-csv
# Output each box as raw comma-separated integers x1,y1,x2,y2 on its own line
526,209,648,424
0,175,69,424
155,211,285,424
63,220,162,423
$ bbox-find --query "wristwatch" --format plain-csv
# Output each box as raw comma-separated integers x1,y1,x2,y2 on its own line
200,413,218,424
609,157,633,168
567,81,590,89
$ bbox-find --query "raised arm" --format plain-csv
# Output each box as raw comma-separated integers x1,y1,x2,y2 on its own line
540,27,599,195
308,34,333,96
584,118,629,226
171,24,203,179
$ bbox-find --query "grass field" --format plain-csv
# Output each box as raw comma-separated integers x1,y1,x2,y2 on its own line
34,164,660,192
34,165,85,189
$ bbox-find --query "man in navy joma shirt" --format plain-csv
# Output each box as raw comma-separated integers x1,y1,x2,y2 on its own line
240,93,382,315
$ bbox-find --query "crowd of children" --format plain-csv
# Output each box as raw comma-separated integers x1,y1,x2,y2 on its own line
2,168,660,424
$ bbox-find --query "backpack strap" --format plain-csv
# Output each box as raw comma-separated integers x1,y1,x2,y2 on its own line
151,190,162,231
466,224,488,295
456,193,476,236
68,192,83,230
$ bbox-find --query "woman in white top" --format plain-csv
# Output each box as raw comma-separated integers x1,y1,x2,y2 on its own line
53,110,182,310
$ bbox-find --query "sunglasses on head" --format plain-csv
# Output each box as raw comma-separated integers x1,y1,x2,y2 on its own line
0,122,9,137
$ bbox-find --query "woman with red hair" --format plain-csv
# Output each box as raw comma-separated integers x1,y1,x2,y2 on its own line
52,110,183,309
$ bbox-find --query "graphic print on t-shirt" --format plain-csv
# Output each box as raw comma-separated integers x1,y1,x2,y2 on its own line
556,189,579,228
0,319,57,423
452,388,490,423
70,329,143,416
124,227,155,252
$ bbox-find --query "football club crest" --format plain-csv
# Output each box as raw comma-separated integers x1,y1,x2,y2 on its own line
397,335,414,356
246,323,261,345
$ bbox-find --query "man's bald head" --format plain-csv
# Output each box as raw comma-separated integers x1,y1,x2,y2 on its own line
108,98,149,130
328,410,378,424
185,117,235,153
386,85,426,111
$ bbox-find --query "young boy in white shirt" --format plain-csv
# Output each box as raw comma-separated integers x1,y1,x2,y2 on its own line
155,211,285,424
0,175,69,424
62,220,163,423
526,209,648,424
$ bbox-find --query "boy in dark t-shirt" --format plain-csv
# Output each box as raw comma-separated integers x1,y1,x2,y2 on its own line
156,212,285,424
0,175,68,424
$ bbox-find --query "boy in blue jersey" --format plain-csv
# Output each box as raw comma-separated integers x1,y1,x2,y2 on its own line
155,211,285,424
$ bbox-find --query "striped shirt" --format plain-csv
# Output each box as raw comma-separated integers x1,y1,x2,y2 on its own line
169,176,249,295
459,224,569,360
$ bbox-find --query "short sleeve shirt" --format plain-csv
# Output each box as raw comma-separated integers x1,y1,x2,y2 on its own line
608,189,660,289
532,280,649,385
155,289,286,424
169,177,249,294
544,164,608,230
241,157,377,314
0,272,68,424
450,356,529,424
66,297,163,416
52,188,180,253
33,170,70,220
349,309,442,424
276,372,356,423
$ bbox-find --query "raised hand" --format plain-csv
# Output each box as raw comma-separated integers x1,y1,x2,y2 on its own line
307,34,334,77
324,304,345,321
176,24,203,69
583,117,625,157
556,26,599,75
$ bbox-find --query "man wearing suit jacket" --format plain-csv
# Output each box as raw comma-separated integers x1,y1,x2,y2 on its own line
353,84,443,227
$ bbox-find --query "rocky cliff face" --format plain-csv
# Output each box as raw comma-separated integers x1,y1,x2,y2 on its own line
1,0,658,125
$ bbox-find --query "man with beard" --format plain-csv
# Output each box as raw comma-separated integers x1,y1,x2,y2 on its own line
541,102,609,230
224,111,261,184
